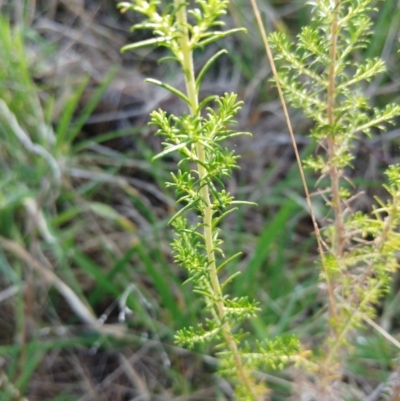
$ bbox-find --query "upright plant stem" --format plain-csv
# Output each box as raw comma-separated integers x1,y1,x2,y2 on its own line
174,1,258,399
322,2,344,398
327,0,345,259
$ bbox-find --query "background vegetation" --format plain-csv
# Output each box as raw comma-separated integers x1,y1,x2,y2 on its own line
1,0,400,400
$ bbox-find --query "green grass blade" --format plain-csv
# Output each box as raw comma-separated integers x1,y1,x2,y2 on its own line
235,199,299,297
56,76,90,148
14,347,45,395
67,66,119,145
72,250,122,300
135,241,185,325
88,246,137,305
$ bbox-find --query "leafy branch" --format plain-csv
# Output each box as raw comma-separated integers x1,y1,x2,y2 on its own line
269,0,400,397
119,0,299,399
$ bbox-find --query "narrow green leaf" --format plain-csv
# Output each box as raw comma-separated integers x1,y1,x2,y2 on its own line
89,247,137,306
136,242,185,324
152,140,191,160
216,252,242,273
231,200,258,207
73,127,142,152
197,28,246,48
158,55,179,64
121,37,171,52
196,49,228,91
215,132,252,141
193,289,218,301
198,95,218,111
235,199,298,296
67,66,119,145
221,271,242,291
168,199,200,225
145,78,190,105
72,251,121,299
56,76,90,148
212,208,238,228
14,348,45,393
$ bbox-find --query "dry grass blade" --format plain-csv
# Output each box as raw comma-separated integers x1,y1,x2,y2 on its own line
0,236,126,337
0,236,97,326
362,315,400,350
119,353,150,400
248,0,337,322
0,99,60,182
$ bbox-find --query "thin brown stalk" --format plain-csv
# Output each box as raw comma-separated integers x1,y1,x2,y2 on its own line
249,0,337,321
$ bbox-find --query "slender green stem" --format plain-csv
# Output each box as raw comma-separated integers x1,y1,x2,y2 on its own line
327,0,345,260
324,7,342,381
174,1,258,398
322,2,345,398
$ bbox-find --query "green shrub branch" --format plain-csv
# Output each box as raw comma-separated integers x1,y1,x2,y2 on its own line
269,0,400,397
119,0,299,399
173,1,256,397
